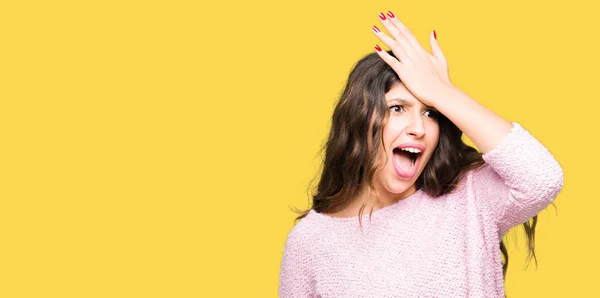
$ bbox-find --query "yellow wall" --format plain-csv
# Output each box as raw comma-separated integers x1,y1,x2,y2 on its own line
0,0,595,297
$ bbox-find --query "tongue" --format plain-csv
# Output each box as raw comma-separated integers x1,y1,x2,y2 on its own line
394,151,414,173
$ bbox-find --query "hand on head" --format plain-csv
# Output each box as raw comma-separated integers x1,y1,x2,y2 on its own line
372,11,453,108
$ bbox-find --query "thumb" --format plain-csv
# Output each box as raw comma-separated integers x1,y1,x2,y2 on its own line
429,30,447,64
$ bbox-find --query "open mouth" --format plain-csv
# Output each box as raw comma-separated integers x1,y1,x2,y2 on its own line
392,147,422,178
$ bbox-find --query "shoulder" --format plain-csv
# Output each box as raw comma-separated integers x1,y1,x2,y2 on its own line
446,163,499,196
472,162,495,177
282,212,320,252
452,163,508,210
467,162,503,188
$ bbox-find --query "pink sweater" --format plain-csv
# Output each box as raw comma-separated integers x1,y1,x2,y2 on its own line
279,122,564,297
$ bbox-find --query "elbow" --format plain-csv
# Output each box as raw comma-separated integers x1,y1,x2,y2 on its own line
532,159,564,202
512,159,564,205
549,162,565,199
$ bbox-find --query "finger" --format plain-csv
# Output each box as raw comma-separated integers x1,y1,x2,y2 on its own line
384,11,422,52
377,12,414,53
372,26,408,61
375,44,403,72
429,30,447,64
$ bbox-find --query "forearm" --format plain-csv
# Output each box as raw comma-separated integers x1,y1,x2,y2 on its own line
432,85,514,154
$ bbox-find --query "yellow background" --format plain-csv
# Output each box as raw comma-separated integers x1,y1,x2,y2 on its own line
0,0,596,297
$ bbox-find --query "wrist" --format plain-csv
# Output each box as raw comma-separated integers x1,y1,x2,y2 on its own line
428,83,461,109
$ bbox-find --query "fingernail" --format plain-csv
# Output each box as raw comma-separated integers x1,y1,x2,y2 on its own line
375,44,382,52
387,11,395,18
372,26,381,33
379,12,386,20
433,30,437,40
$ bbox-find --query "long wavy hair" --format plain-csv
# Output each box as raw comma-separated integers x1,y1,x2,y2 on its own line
292,51,541,285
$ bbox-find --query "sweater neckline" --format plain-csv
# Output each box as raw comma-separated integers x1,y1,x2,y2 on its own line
307,188,424,223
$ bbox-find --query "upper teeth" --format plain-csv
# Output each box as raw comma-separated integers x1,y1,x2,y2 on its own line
401,147,422,154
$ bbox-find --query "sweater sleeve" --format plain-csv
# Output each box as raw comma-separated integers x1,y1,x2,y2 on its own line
278,224,316,298
472,122,564,236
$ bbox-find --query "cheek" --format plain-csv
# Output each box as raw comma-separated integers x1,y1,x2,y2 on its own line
381,128,392,148
380,125,399,165
375,144,390,170
423,123,440,161
430,132,440,146
427,122,440,143
381,122,401,148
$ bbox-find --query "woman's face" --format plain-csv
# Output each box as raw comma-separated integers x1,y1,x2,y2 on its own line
374,82,440,201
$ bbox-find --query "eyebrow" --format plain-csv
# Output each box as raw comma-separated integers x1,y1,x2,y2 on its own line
387,97,439,112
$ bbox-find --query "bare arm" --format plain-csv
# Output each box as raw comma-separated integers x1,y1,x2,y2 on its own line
431,85,514,154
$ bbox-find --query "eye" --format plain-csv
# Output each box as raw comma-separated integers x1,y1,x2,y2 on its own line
389,105,404,113
424,110,439,118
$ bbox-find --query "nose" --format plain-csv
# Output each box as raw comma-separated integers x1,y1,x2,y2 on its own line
405,115,426,138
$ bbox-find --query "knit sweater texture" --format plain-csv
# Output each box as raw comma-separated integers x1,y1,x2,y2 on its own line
279,122,564,297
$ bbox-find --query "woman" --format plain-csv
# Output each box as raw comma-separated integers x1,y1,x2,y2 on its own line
279,11,564,297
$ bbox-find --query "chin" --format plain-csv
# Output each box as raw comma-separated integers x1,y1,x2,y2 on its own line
384,180,415,195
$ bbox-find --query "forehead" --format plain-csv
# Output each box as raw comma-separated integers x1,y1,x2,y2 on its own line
384,82,438,111
384,82,418,102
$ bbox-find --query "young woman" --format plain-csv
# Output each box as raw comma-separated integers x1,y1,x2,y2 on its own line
279,11,564,297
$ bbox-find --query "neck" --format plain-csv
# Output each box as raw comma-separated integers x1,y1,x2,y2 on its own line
374,183,418,208
326,183,417,218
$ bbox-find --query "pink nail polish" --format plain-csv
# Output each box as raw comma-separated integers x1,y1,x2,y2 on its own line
372,26,381,33
379,12,386,20
387,11,395,18
375,44,382,52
